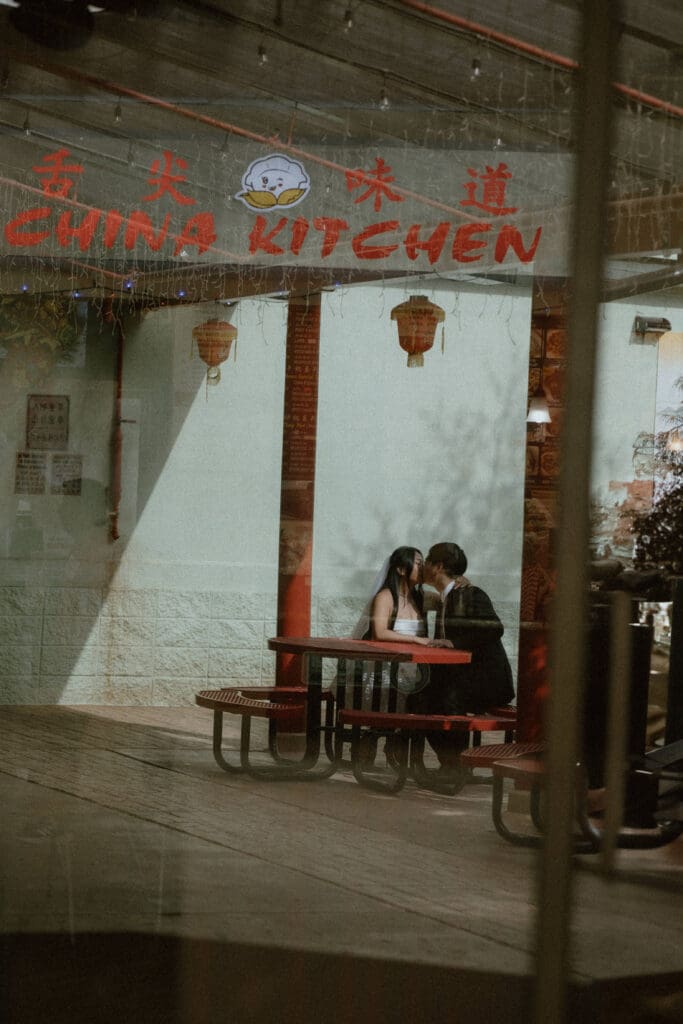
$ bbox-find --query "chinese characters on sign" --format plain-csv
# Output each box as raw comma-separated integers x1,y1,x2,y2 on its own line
26,394,69,450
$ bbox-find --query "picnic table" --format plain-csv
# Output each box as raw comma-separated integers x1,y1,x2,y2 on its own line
198,637,517,788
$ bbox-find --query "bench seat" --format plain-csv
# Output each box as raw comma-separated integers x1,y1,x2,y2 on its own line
460,740,545,769
196,686,310,721
490,754,683,851
195,686,335,779
336,706,518,794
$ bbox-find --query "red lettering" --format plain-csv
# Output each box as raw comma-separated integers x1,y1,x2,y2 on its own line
173,213,217,255
4,207,51,246
290,216,310,255
494,224,542,264
249,215,287,255
103,210,124,249
55,210,101,251
125,211,170,251
352,220,399,260
313,218,349,258
404,222,450,264
452,222,491,262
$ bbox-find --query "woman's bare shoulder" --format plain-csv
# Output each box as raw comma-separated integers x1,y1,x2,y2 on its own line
372,587,394,609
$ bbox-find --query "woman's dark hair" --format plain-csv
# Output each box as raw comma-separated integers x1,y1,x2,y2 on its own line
380,546,424,622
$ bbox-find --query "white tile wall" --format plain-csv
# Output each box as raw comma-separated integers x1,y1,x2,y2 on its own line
0,586,280,706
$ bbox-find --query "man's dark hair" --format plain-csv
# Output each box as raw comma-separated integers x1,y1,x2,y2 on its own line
427,542,467,578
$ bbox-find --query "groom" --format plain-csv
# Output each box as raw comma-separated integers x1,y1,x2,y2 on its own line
408,541,515,770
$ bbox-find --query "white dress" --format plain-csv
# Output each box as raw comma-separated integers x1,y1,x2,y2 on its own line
335,616,429,711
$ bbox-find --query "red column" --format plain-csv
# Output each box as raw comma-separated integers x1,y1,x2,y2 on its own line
276,293,321,686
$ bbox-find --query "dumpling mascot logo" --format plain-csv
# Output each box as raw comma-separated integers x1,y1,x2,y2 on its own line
237,154,311,210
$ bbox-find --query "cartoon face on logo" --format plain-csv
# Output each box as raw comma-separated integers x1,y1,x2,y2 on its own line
237,154,310,210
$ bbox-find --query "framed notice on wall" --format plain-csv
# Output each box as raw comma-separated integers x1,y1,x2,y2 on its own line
50,454,83,495
15,451,47,494
26,394,69,451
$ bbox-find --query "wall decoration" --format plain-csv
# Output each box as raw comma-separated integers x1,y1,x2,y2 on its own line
526,445,540,478
545,326,567,360
15,452,47,494
542,364,565,406
540,448,560,479
50,453,83,495
529,327,544,360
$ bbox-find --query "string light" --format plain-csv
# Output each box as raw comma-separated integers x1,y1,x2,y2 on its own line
257,43,268,66
114,100,122,124
470,58,481,80
343,7,353,31
378,80,390,111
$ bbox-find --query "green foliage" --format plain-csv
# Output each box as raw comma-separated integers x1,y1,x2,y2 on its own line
632,378,683,572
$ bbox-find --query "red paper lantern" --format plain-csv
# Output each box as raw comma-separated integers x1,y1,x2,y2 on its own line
390,295,445,367
192,318,237,384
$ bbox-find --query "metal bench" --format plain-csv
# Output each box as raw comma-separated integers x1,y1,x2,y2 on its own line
489,753,683,852
195,687,336,780
336,706,518,794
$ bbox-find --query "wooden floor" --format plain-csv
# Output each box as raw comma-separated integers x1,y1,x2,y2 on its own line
0,706,681,1023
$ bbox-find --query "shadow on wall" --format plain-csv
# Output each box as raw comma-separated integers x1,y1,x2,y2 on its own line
336,399,525,598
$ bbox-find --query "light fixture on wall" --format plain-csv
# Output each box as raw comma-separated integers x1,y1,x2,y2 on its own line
527,384,551,423
634,316,672,340
390,295,445,367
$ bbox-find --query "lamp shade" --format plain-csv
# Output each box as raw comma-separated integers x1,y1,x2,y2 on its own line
527,394,551,423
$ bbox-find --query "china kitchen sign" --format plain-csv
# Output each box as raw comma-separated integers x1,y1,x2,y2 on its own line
2,144,545,271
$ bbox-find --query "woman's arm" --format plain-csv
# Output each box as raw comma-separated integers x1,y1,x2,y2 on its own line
370,589,430,645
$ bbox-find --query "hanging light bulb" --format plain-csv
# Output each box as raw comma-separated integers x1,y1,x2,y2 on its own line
378,84,390,111
258,43,268,66
343,7,353,31
470,58,481,80
114,100,122,124
493,136,503,150
22,113,30,136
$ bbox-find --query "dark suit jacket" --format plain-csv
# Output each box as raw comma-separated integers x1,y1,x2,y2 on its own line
429,583,515,713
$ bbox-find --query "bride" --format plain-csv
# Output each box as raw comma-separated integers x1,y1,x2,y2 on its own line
365,546,430,648
348,546,440,709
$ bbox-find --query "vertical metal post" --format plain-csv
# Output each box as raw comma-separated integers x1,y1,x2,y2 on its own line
534,4,620,1022
600,592,632,873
